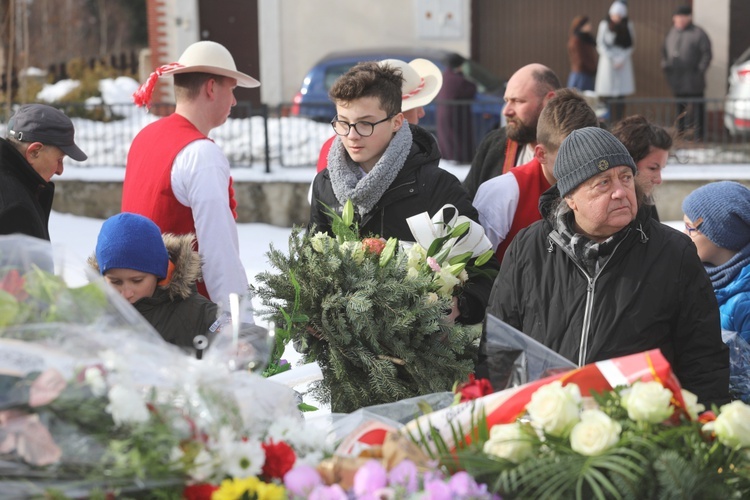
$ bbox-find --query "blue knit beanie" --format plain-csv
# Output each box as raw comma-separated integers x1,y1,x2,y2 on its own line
682,181,750,251
96,213,169,279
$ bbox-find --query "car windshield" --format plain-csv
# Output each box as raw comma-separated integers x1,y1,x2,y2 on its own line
325,63,358,91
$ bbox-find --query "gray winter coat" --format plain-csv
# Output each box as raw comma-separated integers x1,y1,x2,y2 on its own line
662,23,712,96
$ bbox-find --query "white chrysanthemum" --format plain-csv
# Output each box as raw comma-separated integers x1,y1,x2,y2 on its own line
105,384,149,426
219,436,265,478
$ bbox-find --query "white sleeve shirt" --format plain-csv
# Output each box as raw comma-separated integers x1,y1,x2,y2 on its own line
171,139,254,322
473,173,520,251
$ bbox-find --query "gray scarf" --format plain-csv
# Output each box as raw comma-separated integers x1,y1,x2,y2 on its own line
327,124,412,216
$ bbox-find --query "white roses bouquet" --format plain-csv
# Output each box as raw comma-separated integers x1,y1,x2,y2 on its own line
446,380,750,499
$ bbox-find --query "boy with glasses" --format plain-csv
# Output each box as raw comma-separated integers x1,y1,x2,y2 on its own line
308,61,495,325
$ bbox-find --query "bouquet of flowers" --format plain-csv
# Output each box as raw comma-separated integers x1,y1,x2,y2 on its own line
254,201,494,414
0,235,302,498
404,356,750,499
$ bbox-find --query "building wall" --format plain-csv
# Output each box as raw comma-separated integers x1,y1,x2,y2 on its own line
259,0,472,105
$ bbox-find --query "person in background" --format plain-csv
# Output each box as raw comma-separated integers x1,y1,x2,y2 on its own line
683,181,750,342
662,5,712,141
1,104,87,240
474,88,598,264
463,63,561,199
567,15,598,92
316,58,442,173
480,126,729,407
309,61,495,325
595,1,635,124
436,53,478,163
91,212,222,356
611,115,673,221
123,41,260,321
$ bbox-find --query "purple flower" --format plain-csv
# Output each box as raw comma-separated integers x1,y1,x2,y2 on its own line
353,459,388,497
387,459,418,494
308,484,348,500
283,464,323,497
423,478,453,500
279,359,290,366
449,471,489,497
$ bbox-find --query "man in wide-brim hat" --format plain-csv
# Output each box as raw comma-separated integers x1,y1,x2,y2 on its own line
122,40,260,322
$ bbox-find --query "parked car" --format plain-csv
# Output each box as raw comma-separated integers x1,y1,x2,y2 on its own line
290,47,505,143
724,46,750,136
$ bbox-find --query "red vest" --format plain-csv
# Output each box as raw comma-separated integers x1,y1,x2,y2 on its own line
122,113,205,235
122,114,238,299
495,158,551,263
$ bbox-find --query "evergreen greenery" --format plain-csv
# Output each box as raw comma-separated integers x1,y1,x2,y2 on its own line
254,203,481,413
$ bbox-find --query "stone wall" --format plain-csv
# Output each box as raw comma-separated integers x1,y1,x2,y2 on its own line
52,178,750,227
52,180,312,227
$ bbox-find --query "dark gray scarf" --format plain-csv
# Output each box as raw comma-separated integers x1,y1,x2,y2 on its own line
552,207,629,277
326,124,412,216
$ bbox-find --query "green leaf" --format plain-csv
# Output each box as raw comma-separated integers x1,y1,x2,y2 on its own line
474,249,495,267
298,402,318,412
379,238,398,267
449,221,471,239
448,251,474,266
342,199,354,227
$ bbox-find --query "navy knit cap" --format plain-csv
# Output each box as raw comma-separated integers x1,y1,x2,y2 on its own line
682,181,750,251
553,127,637,197
95,213,169,279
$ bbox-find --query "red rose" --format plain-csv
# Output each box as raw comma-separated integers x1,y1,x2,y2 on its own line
455,374,493,402
261,439,296,480
362,237,386,255
183,483,218,500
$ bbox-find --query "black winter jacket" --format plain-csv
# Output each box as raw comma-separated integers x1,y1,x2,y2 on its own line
309,124,497,324
90,233,220,353
481,198,729,407
0,138,54,240
462,127,523,200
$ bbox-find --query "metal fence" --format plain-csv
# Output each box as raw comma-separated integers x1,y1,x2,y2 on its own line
3,98,750,170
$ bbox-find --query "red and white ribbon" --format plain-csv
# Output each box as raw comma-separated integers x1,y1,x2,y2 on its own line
132,62,185,109
402,77,425,101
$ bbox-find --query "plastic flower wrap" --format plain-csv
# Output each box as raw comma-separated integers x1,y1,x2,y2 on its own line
722,329,750,404
0,235,299,498
254,201,494,413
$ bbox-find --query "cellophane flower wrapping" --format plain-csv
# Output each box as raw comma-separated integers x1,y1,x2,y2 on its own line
0,235,299,497
722,329,750,403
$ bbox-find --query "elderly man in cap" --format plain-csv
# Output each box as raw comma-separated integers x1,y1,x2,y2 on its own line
0,104,87,240
479,126,729,407
123,40,260,320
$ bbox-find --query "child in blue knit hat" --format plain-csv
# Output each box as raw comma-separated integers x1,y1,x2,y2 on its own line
91,212,223,356
683,181,750,402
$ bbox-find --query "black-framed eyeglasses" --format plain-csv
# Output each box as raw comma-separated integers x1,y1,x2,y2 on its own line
684,222,700,235
330,115,394,137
